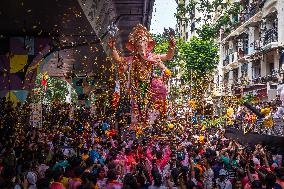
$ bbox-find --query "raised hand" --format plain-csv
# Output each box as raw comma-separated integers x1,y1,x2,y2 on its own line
108,37,116,50
169,36,176,49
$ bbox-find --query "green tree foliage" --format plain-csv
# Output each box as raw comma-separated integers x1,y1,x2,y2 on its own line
179,36,219,76
152,33,218,101
152,34,184,74
176,0,241,40
33,73,77,104
172,0,242,101
153,34,219,81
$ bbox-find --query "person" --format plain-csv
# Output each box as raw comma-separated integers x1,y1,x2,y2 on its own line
122,173,138,189
83,158,94,174
265,172,282,189
68,167,84,189
202,158,214,189
26,170,38,189
149,169,167,189
78,173,97,189
275,167,284,188
96,167,107,189
105,169,123,189
216,169,232,189
50,169,66,189
1,97,284,189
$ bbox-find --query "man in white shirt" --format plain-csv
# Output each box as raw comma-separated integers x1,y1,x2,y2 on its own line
215,169,232,189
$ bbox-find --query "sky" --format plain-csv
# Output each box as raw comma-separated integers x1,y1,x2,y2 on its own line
150,0,177,34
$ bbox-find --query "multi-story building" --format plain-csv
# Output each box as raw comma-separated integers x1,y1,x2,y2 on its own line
176,0,207,41
215,0,284,101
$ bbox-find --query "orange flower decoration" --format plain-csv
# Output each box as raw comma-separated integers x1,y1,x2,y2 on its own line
164,69,171,78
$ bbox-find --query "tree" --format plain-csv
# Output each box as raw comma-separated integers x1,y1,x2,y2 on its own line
175,0,241,40
179,36,219,99
152,33,219,102
33,73,77,104
173,0,242,104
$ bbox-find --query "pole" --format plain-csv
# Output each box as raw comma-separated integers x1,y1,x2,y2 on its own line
189,68,192,126
190,69,192,99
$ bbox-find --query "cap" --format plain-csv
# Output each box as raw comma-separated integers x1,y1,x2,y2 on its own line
219,169,228,176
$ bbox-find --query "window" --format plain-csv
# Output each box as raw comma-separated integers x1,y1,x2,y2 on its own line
252,60,261,79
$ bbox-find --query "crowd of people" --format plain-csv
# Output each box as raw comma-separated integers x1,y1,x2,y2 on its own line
225,99,284,136
0,97,284,189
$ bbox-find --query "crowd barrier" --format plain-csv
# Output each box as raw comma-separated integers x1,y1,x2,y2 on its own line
225,128,284,154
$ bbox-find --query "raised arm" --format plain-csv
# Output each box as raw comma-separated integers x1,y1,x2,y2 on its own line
108,38,124,63
153,56,172,78
246,164,254,183
189,157,195,179
159,36,175,62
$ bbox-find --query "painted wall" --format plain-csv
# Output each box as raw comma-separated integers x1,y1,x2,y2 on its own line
0,36,51,103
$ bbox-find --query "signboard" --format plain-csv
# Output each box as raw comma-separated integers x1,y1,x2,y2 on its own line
30,103,42,127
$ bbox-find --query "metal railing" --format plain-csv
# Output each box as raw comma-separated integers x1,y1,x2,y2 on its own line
263,28,278,45
249,40,261,53
223,56,229,66
252,74,278,84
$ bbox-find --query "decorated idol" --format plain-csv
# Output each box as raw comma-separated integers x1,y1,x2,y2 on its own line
109,24,175,127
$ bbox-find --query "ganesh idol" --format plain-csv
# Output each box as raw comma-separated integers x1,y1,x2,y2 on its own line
108,24,175,127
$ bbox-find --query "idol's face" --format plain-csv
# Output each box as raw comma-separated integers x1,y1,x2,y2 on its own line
135,38,148,58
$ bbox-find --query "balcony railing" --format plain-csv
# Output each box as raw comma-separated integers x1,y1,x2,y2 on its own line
226,0,262,33
252,74,278,84
242,0,262,21
238,48,249,59
223,55,229,66
224,52,239,64
249,40,261,54
263,28,278,46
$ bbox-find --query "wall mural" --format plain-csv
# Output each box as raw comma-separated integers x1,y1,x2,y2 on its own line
0,36,51,103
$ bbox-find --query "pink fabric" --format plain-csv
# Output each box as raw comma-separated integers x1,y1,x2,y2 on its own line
242,174,259,187
151,77,167,102
146,146,171,171
50,182,66,189
105,180,123,189
68,179,82,189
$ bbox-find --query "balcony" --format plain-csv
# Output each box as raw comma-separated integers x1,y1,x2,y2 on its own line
223,55,229,66
252,74,278,84
263,28,278,46
238,48,249,60
249,40,261,54
224,52,239,68
221,2,262,43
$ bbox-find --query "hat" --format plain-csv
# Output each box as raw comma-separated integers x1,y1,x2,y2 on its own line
126,24,156,52
27,171,37,189
219,169,228,176
253,157,260,165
